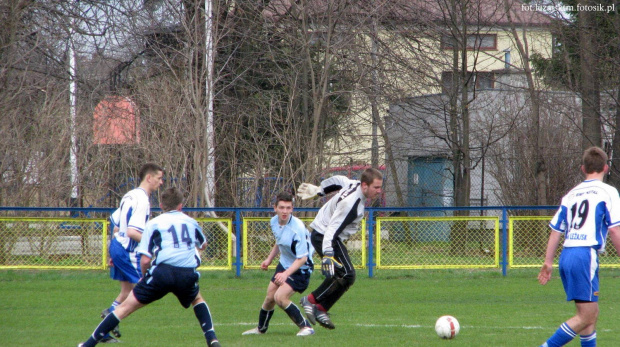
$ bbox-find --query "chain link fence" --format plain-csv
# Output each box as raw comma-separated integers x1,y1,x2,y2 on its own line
0,218,108,269
375,216,499,269
509,216,620,268
242,217,366,269
196,218,233,270
3,208,620,273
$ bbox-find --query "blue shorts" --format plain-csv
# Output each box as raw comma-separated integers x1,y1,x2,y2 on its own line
271,263,312,293
109,238,141,283
132,264,200,308
559,247,599,302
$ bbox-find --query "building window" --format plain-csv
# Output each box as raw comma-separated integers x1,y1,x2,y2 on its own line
441,34,497,50
442,71,495,93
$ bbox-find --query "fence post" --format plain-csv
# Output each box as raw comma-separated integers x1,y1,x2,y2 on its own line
367,208,375,278
235,210,242,277
501,207,508,276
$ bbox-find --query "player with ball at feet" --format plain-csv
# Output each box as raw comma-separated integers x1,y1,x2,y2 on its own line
538,146,620,347
297,168,383,329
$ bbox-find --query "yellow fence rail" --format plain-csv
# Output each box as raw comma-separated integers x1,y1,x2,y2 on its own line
243,217,366,270
509,216,620,268
0,217,109,270
6,213,619,272
376,216,500,269
196,218,233,270
0,217,233,270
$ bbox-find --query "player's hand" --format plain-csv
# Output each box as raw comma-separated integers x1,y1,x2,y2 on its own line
538,263,553,285
260,260,270,271
321,250,343,280
297,183,321,200
274,272,288,286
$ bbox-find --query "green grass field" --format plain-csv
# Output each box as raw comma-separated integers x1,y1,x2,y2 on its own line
2,268,620,346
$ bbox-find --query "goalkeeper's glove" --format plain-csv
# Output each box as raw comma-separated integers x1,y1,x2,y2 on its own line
321,250,343,279
297,183,322,200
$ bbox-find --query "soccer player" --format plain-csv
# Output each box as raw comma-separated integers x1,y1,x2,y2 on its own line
297,168,383,329
538,147,620,347
242,192,315,337
100,163,163,342
78,187,221,347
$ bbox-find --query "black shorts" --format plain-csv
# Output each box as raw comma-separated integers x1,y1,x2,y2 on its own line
271,262,312,293
133,263,200,309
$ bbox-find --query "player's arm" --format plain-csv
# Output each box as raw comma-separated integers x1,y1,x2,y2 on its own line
538,230,562,285
274,256,307,285
126,227,142,242
607,225,620,254
140,254,151,277
297,175,351,200
261,244,279,270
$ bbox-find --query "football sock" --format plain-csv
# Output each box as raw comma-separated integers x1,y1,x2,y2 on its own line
307,294,317,304
315,303,327,312
580,331,596,347
194,302,217,343
543,322,577,347
284,302,309,328
82,311,121,346
258,307,274,333
109,300,120,312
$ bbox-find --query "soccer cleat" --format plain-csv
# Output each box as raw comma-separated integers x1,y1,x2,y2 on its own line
77,344,84,347
208,339,221,347
100,336,120,343
296,326,315,336
299,296,316,325
241,327,264,335
314,307,335,330
101,308,121,338
101,308,110,318
111,325,121,338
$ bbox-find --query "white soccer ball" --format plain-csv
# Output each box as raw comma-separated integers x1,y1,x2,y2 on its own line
435,315,460,339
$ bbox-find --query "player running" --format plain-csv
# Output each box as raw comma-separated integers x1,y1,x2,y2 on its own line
100,163,163,342
297,168,383,329
538,147,620,347
78,187,221,347
242,191,315,337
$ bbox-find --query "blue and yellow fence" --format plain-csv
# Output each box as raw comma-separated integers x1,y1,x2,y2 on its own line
2,206,619,276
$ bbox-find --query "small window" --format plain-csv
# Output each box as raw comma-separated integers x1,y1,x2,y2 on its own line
441,34,497,50
442,71,495,93
475,72,495,90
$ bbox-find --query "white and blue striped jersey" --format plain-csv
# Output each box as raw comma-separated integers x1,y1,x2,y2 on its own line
112,188,151,252
136,210,206,268
549,179,620,251
310,175,365,253
270,215,314,271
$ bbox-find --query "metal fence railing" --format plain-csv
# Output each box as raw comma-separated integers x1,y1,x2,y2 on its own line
2,206,619,276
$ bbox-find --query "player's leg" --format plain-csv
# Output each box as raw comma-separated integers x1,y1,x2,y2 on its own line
540,247,598,347
170,266,220,347
102,244,140,341
274,281,314,336
192,294,221,347
79,293,145,347
311,238,355,311
243,281,277,335
569,301,598,347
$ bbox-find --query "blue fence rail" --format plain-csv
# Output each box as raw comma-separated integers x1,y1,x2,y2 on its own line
0,206,558,276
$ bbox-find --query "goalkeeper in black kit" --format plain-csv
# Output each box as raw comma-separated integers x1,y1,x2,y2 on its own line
297,168,383,329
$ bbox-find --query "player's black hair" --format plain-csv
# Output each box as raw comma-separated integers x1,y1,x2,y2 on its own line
161,187,183,211
583,147,607,174
139,163,164,182
274,191,294,206
360,168,383,185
